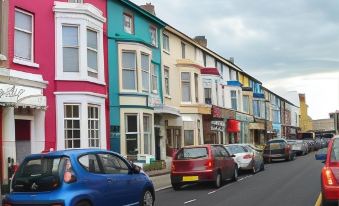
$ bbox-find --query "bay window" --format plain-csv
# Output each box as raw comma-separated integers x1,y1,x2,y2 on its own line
87,29,98,77
62,25,79,72
231,90,237,110
88,105,100,148
164,66,170,95
126,114,138,155
151,63,158,92
141,53,150,92
143,115,152,154
64,104,81,149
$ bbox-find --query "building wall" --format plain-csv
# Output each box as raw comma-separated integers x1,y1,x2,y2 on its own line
299,94,313,132
312,118,334,131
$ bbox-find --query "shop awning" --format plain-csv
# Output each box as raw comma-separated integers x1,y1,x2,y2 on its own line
249,122,265,130
227,119,240,133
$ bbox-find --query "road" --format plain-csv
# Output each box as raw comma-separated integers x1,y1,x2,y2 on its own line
155,152,324,206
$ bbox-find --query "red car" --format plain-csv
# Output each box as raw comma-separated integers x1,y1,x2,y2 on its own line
170,144,238,190
316,136,339,205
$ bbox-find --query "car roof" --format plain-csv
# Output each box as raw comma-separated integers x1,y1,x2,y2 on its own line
26,148,114,159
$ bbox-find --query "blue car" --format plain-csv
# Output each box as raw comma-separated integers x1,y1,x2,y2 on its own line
2,149,155,206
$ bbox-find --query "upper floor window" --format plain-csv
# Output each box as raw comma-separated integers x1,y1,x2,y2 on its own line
62,25,79,72
195,48,204,66
54,2,105,84
141,53,150,92
123,13,134,34
230,69,237,81
204,88,212,104
87,29,98,78
14,9,33,62
231,90,237,110
122,51,137,90
164,66,170,96
68,0,83,2
181,42,186,59
151,63,158,93
194,73,199,103
150,26,157,47
163,34,169,52
243,95,249,113
181,72,191,102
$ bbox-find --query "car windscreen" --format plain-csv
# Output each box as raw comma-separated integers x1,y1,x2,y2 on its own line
226,145,246,154
176,147,208,160
330,139,339,161
12,157,67,192
266,140,285,149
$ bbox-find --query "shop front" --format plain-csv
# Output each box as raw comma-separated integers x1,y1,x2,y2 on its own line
236,112,254,144
249,118,265,145
0,69,47,184
203,106,226,144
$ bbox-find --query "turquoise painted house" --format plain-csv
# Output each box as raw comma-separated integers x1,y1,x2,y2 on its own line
107,0,166,160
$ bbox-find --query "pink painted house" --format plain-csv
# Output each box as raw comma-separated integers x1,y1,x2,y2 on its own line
0,0,109,185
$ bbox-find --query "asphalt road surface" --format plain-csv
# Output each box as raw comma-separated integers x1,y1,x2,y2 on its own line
155,152,324,206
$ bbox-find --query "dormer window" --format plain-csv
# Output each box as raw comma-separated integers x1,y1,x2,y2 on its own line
124,13,134,34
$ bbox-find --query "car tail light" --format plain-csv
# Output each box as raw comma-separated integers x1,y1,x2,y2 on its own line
243,154,253,159
285,145,290,153
171,163,175,171
205,159,213,169
323,167,337,186
3,203,11,206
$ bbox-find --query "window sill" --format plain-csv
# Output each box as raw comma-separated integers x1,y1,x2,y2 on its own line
56,76,106,85
163,50,170,55
13,58,39,68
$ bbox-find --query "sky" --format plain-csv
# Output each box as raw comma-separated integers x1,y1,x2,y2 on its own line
131,0,339,119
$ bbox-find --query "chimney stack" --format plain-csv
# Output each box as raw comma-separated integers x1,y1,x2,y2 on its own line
140,3,156,16
193,36,207,47
229,57,234,63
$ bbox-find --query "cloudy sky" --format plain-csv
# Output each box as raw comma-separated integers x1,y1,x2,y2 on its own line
132,0,339,119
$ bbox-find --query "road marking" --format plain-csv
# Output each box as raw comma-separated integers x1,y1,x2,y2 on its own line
184,199,197,204
208,190,217,195
315,193,321,206
238,175,253,181
155,185,172,192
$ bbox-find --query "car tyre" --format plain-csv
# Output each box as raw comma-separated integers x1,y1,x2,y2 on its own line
232,167,238,182
75,201,91,206
171,183,181,191
214,172,222,188
141,189,154,206
252,162,257,174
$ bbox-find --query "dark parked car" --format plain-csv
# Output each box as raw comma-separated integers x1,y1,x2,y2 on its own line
171,144,238,190
263,138,295,162
2,149,155,206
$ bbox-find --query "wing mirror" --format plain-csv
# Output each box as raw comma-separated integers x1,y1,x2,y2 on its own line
131,163,141,174
231,154,236,158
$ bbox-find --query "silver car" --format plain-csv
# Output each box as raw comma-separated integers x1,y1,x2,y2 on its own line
224,144,264,174
287,139,308,155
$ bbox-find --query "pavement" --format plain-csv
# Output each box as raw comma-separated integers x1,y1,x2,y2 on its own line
154,152,325,206
146,168,171,191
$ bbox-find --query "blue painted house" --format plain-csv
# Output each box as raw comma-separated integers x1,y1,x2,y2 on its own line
107,0,166,160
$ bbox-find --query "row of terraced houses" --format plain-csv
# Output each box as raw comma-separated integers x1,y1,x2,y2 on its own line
0,0,300,185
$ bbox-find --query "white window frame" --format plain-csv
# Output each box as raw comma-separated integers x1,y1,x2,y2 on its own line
64,104,81,149
62,24,80,72
118,43,152,93
181,72,191,103
123,13,134,34
184,130,194,146
87,28,99,77
122,50,137,91
13,9,39,68
231,90,237,110
151,63,158,93
88,105,100,148
150,26,157,47
125,113,139,156
143,114,152,155
141,53,150,92
54,2,106,85
56,92,107,150
162,33,170,53
243,95,249,113
164,66,170,96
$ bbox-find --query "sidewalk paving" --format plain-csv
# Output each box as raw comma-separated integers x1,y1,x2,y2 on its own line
146,168,172,191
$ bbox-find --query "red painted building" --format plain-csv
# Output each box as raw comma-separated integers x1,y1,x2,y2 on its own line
0,0,109,185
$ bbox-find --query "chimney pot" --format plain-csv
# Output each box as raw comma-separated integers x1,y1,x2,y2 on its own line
193,36,207,47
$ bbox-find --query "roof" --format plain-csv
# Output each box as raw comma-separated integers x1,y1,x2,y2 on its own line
27,149,113,159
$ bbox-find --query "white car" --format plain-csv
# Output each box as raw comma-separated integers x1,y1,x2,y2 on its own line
224,144,264,174
287,139,308,155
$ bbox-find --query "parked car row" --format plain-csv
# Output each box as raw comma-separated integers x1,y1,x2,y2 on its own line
3,138,316,206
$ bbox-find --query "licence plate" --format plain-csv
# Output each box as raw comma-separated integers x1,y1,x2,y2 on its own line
270,143,280,149
182,176,199,182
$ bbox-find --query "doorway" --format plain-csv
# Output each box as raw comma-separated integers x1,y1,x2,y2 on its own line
166,128,181,157
15,120,31,165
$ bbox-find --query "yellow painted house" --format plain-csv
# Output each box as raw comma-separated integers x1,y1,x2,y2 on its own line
299,93,313,132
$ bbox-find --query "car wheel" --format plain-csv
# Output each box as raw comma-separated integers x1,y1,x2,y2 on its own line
141,189,154,206
171,183,181,191
75,201,91,206
214,172,222,188
232,167,238,182
260,162,265,171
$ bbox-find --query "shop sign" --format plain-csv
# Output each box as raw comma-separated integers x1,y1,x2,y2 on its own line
211,121,225,132
148,94,161,107
212,106,222,118
236,112,254,122
0,83,43,103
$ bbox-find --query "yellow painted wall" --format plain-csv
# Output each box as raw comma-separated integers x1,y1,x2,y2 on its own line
299,95,313,132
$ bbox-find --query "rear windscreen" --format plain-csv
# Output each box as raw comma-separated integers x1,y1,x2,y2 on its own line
12,157,67,192
176,148,208,160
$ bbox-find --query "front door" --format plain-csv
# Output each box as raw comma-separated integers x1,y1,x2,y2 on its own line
155,128,161,160
15,120,31,165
